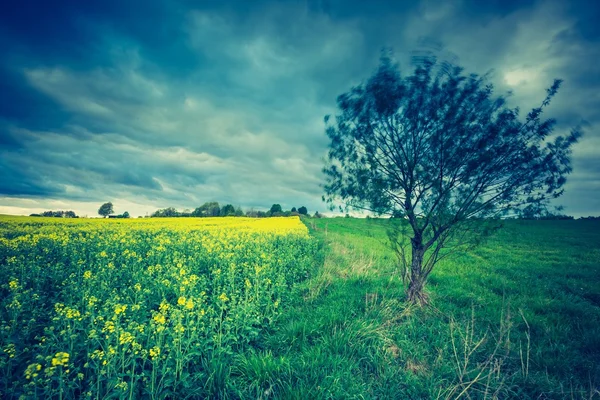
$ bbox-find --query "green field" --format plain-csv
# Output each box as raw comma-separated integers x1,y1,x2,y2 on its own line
255,218,600,399
1,216,599,398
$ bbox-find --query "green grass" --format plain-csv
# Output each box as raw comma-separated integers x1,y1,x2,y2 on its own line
225,218,600,399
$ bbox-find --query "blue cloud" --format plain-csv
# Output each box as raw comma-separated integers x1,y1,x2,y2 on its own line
0,0,599,216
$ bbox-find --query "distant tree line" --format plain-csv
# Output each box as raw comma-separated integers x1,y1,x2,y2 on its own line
515,204,574,220
150,202,318,218
30,210,79,218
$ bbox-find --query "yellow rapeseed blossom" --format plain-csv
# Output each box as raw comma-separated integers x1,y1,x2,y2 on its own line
149,346,161,360
51,352,69,367
83,270,92,279
177,296,186,306
87,296,98,307
114,304,127,315
3,344,16,358
153,313,166,325
24,363,42,380
9,279,19,290
185,298,194,310
103,321,116,334
159,300,169,313
119,331,134,345
219,293,229,302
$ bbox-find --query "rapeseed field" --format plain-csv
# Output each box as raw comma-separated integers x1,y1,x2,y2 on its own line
0,216,315,398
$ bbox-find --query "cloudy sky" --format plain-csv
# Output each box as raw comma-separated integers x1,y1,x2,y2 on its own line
1,0,598,217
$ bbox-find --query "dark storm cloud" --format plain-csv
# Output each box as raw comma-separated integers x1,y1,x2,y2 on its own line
0,0,599,217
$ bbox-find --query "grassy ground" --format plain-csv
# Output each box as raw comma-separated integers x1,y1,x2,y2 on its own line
227,218,600,399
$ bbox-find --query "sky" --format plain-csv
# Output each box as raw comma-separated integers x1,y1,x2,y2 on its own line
0,0,599,218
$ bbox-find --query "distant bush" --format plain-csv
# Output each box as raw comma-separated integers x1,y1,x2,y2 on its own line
109,211,131,219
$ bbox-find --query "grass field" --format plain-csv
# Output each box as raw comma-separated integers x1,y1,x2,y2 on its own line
1,216,599,398
266,217,599,399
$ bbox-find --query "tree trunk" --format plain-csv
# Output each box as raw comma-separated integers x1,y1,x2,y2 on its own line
407,238,429,306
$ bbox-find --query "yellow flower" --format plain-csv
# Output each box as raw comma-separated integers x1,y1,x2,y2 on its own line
119,331,134,345
83,270,92,279
91,350,104,360
114,304,127,315
8,279,19,290
87,296,98,307
218,293,229,302
153,313,166,325
177,296,186,306
51,352,70,367
24,363,42,380
149,346,161,360
159,301,169,313
103,321,116,333
3,344,16,358
185,298,194,310
64,307,81,320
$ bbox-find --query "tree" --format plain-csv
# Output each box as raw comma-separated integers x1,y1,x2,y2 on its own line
298,206,308,215
291,207,297,213
122,211,130,219
323,53,581,305
269,204,283,215
193,202,221,217
221,204,236,216
65,211,78,218
98,202,114,218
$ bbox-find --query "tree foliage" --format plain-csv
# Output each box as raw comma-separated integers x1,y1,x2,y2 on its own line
221,204,236,216
269,204,283,215
323,53,581,305
98,202,114,218
297,206,308,215
193,202,221,217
